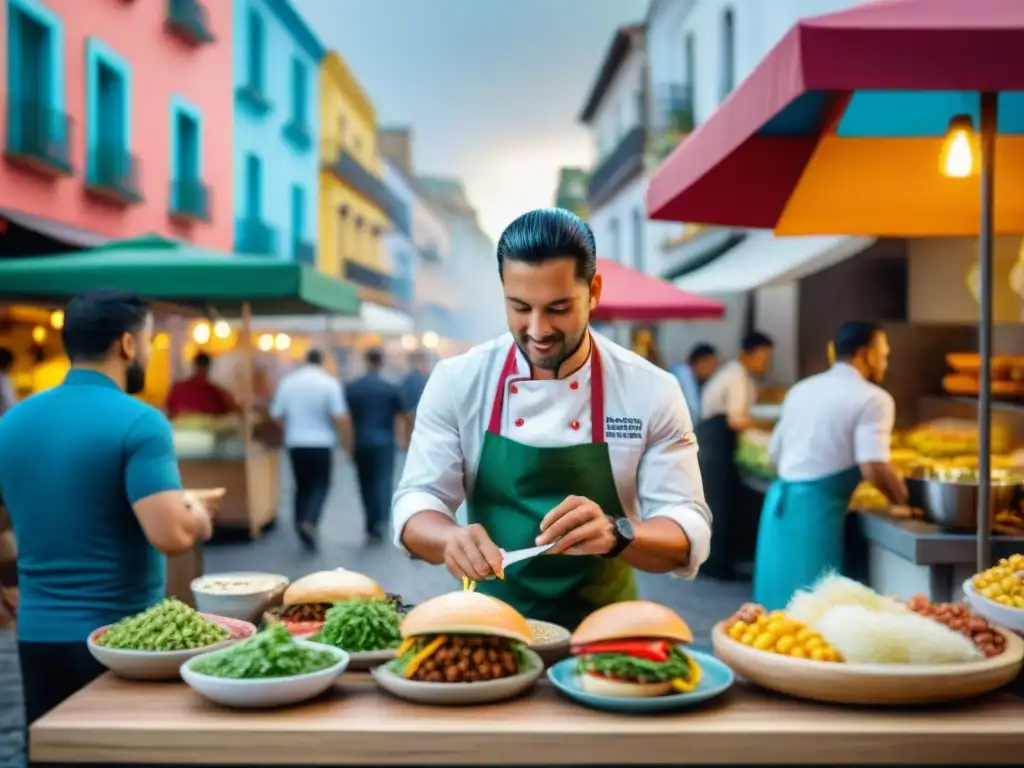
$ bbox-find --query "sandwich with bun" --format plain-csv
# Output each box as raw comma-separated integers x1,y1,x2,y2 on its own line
390,591,536,683
571,601,702,697
264,569,386,635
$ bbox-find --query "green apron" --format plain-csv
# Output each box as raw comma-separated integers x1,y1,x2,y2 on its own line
469,341,637,630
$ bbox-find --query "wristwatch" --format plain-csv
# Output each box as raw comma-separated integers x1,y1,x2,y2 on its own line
602,515,635,558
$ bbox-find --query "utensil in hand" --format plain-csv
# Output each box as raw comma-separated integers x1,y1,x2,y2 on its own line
500,540,559,572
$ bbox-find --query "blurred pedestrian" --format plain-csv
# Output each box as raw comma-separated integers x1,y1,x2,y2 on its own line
671,343,719,424
399,350,431,415
0,347,16,417
346,348,410,545
165,352,238,420
271,349,352,551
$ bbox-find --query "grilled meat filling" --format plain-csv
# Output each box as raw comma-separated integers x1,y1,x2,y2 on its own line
270,603,331,624
394,634,521,683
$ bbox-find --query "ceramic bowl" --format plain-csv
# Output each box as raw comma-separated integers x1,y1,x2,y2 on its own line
181,640,349,709
296,632,396,671
546,649,734,713
371,648,544,705
87,614,256,681
962,578,1024,634
191,572,289,624
526,619,571,667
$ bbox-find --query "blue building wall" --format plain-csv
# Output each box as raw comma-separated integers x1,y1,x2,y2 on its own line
382,160,417,309
232,0,323,259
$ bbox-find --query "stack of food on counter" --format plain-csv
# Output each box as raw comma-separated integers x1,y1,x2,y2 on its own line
735,428,773,479
262,569,406,636
942,353,1024,399
171,413,245,456
714,573,1023,705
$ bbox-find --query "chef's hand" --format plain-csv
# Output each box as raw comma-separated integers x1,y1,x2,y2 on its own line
537,496,616,556
182,492,214,542
192,488,225,517
443,523,505,582
889,504,924,520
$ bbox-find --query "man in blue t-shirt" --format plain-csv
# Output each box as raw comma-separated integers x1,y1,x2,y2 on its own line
0,290,219,730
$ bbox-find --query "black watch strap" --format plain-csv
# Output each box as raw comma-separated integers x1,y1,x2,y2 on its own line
602,515,634,559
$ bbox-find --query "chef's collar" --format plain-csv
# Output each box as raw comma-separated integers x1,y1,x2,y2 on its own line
512,339,594,380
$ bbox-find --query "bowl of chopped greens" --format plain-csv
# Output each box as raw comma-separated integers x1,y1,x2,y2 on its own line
87,598,255,681
181,624,349,708
311,597,403,669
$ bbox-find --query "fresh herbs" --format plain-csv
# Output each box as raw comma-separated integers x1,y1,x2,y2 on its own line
577,646,693,684
96,598,229,651
316,598,402,652
190,625,339,679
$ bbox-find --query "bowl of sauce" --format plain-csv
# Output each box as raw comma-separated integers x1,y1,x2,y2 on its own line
191,572,289,623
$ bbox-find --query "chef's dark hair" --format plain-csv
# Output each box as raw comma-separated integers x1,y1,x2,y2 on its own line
62,290,149,363
193,352,212,369
741,331,773,353
688,343,717,365
833,321,882,359
496,207,597,282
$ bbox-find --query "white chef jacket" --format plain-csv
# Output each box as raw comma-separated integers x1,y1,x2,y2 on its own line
391,331,712,578
769,363,894,481
701,360,756,422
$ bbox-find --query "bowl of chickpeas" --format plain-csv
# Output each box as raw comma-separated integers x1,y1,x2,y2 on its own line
964,554,1024,634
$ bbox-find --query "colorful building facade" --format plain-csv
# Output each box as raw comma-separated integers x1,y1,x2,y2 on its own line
554,167,589,219
319,51,405,306
232,0,323,262
0,0,234,251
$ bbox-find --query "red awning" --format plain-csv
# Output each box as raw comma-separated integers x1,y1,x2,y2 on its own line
646,0,1024,227
592,258,724,322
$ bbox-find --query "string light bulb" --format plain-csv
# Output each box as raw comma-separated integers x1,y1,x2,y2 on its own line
939,113,978,179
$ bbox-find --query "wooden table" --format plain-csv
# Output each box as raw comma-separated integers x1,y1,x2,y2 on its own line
30,673,1023,765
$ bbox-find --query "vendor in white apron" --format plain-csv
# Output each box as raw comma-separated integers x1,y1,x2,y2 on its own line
695,332,774,580
392,208,712,629
754,322,910,610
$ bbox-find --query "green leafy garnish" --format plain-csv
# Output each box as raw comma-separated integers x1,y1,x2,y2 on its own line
190,625,339,679
97,598,229,651
577,646,693,683
315,598,402,652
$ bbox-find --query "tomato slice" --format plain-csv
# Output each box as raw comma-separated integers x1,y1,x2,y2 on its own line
574,639,671,661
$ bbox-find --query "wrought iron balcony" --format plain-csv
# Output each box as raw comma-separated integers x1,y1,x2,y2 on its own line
646,84,695,168
236,218,278,256
282,120,313,153
169,179,210,222
3,98,73,176
85,145,143,204
166,0,215,45
322,140,408,232
293,240,315,265
344,259,393,293
587,125,645,209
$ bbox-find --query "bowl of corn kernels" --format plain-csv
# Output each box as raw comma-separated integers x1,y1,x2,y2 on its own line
964,554,1024,633
721,603,844,662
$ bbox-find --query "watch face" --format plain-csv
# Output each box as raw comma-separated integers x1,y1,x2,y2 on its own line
615,516,635,540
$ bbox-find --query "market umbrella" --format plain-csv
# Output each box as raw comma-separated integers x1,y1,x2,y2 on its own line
646,0,1024,570
593,257,725,321
0,234,361,315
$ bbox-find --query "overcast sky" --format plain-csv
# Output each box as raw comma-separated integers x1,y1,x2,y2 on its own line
293,0,648,240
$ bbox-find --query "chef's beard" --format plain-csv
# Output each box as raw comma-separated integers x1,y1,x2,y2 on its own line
125,360,147,395
516,325,588,375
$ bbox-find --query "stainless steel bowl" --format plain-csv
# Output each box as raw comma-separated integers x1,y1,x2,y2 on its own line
907,476,1021,530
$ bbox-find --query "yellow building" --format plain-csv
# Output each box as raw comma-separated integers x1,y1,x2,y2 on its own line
319,52,395,306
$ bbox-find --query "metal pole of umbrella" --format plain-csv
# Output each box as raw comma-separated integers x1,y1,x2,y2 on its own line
976,91,997,572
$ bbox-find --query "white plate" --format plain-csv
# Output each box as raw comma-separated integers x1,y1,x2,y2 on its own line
347,648,397,670
87,614,256,681
962,578,1024,634
371,648,544,705
180,640,349,709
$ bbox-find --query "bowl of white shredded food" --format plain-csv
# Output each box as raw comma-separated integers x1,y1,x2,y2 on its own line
526,619,571,667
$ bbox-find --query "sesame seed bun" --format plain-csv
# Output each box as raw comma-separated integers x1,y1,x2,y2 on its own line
571,601,693,646
283,569,385,605
400,591,534,645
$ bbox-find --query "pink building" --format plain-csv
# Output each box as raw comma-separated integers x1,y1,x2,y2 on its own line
0,0,233,253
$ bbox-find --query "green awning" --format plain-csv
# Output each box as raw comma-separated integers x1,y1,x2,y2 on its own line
0,235,360,315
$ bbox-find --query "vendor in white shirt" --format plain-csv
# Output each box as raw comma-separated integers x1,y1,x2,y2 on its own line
392,208,712,628
755,321,910,609
696,332,774,580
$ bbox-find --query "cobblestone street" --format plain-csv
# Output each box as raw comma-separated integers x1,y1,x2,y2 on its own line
0,451,750,768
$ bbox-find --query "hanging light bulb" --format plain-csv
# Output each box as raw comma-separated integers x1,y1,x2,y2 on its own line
939,114,978,179
49,310,64,330
213,321,231,339
257,334,274,351
31,325,47,344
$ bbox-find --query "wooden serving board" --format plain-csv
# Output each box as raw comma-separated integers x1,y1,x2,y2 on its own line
711,621,1024,706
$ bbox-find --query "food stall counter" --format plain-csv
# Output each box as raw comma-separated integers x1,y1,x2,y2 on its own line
30,673,1022,765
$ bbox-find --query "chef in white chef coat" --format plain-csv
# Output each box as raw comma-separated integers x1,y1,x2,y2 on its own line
392,208,712,628
754,321,910,610
695,332,774,580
